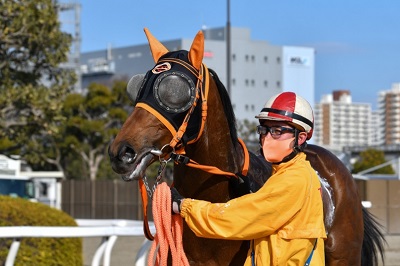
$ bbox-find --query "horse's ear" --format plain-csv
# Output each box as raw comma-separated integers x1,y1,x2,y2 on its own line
188,30,204,71
144,28,169,63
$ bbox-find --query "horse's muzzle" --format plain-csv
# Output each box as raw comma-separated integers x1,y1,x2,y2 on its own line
108,144,137,174
108,143,155,181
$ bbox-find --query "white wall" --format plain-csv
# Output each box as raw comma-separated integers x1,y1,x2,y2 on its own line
282,46,315,107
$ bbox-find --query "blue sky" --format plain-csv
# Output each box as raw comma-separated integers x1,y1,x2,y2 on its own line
75,0,400,110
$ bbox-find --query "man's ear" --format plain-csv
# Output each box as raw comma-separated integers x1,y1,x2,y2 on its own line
298,132,308,145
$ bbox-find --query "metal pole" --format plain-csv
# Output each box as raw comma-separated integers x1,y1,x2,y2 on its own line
226,0,231,97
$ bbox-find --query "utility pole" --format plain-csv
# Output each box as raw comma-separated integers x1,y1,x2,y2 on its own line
226,0,231,97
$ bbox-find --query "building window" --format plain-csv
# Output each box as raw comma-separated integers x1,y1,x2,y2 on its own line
264,80,268,87
232,78,236,86
245,79,249,86
245,104,249,111
264,56,268,63
251,104,255,111
277,81,281,88
232,54,236,61
251,80,255,87
251,55,255,62
276,57,281,64
245,55,249,62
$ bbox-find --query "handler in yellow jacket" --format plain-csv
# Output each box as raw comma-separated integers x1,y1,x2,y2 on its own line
171,92,327,265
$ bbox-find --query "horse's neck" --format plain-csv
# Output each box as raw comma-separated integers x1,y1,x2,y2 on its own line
173,74,247,200
174,107,243,201
199,127,239,166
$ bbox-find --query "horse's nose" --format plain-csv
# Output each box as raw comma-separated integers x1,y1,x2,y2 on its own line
119,145,137,164
109,144,137,164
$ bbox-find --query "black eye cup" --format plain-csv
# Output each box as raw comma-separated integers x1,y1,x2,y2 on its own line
154,72,196,113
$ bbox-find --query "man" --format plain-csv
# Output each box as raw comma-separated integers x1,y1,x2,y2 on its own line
171,92,326,265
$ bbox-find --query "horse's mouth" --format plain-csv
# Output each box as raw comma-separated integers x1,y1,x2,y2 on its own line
121,153,154,181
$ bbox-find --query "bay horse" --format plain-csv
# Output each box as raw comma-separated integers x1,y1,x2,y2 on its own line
108,28,385,265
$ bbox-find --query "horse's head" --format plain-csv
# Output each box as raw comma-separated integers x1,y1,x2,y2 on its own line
108,28,208,181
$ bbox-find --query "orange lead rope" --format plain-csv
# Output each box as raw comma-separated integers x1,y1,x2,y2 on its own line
148,182,190,266
139,137,250,264
139,179,155,240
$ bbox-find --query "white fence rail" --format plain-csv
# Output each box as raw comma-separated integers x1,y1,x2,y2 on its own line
0,219,154,266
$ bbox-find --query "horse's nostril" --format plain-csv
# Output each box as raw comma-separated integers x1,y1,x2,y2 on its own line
121,152,136,164
118,145,137,164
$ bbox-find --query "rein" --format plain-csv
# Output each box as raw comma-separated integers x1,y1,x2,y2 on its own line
171,138,249,178
166,60,208,149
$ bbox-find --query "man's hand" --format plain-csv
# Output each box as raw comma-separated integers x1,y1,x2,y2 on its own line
171,187,184,214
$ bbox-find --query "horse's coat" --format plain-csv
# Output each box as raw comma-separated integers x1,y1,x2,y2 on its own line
109,28,385,265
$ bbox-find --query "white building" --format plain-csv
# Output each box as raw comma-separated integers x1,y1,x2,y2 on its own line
370,110,383,146
80,27,315,123
0,155,64,209
314,90,372,151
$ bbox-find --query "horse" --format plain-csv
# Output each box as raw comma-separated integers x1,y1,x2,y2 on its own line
108,28,385,265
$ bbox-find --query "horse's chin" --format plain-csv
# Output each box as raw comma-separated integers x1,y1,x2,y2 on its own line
121,153,154,181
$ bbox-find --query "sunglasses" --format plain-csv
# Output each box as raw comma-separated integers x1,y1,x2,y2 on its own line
256,125,295,139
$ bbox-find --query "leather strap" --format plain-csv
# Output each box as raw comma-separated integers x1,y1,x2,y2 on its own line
175,138,249,178
139,179,154,240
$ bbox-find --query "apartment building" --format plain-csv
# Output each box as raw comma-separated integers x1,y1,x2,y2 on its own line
314,90,372,151
378,83,400,145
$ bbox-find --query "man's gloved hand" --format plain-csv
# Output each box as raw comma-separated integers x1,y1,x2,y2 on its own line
171,187,184,214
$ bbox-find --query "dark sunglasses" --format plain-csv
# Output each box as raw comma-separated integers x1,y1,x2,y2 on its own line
256,125,295,139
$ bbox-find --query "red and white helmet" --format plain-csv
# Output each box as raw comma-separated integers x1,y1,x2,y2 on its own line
255,92,314,140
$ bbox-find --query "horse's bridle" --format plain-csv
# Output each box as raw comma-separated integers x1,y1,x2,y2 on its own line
135,56,250,240
139,57,249,177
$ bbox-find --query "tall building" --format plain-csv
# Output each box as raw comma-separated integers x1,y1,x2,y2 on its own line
370,110,383,146
378,83,400,145
80,27,314,122
58,2,82,92
314,90,372,151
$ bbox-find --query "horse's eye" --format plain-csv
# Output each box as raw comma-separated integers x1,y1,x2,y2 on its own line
154,72,196,113
127,74,145,104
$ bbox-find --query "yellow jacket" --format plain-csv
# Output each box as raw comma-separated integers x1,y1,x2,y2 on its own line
180,153,327,265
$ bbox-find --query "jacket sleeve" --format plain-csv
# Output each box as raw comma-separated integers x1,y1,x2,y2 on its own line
180,168,311,240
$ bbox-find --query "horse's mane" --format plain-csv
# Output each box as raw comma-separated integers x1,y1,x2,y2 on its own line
208,68,238,145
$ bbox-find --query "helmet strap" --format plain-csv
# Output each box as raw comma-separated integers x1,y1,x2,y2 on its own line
275,150,297,164
272,129,305,164
258,128,307,165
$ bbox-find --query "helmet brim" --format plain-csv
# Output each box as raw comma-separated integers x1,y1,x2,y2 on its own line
257,116,306,132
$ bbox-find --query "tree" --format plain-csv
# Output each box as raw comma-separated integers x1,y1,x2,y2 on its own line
237,119,258,142
352,148,395,175
0,0,75,165
61,80,131,180
237,119,259,153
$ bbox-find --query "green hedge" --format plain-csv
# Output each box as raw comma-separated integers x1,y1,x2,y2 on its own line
0,195,82,265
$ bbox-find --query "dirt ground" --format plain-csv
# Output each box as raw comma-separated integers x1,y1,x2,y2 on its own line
82,236,145,266
379,234,400,266
83,234,400,266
